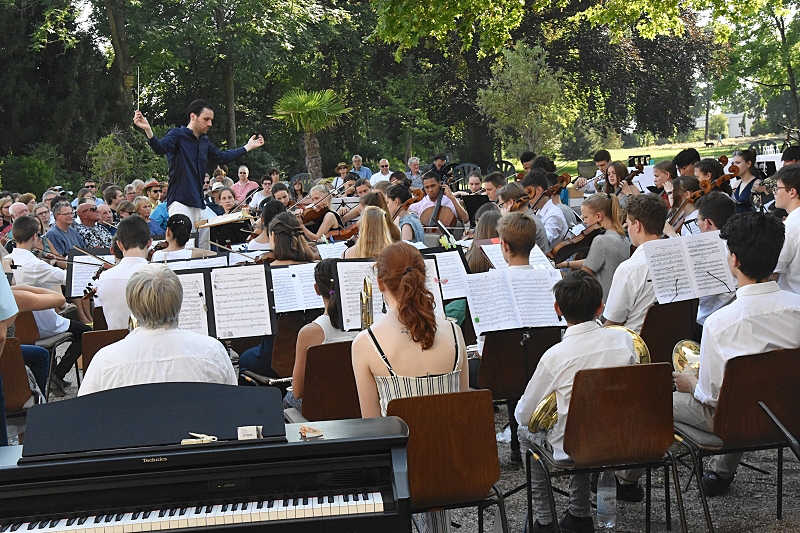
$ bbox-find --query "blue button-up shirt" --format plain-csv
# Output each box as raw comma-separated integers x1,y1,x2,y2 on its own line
351,166,372,180
148,127,247,209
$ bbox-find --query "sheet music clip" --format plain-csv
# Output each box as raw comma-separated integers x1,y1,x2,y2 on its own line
180,432,218,445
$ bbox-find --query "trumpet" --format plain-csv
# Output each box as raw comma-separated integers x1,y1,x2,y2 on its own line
360,277,373,329
527,326,651,433
672,339,700,376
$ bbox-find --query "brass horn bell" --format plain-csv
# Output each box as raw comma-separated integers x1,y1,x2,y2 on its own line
672,339,700,376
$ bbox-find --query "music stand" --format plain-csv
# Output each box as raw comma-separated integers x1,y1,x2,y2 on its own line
462,195,490,225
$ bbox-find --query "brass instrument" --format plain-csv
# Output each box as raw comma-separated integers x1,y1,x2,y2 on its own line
527,326,651,433
128,314,138,331
672,339,700,376
360,277,373,329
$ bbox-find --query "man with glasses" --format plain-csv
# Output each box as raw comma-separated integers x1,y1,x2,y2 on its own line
232,165,259,204
144,179,162,209
370,158,391,186
351,155,371,180
71,180,104,208
75,199,113,249
34,203,52,232
44,201,86,257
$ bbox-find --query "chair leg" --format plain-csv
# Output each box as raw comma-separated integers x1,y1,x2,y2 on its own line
525,450,534,533
478,503,484,533
667,452,689,533
491,486,510,533
684,445,714,533
777,447,783,520
645,467,651,533
664,465,671,530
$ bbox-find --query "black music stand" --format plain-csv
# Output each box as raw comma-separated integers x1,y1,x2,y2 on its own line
462,195,490,225
210,221,249,252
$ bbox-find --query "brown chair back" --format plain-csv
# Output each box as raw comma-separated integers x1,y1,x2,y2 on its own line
301,341,361,421
14,311,40,345
0,338,33,412
478,327,561,399
271,311,310,377
564,363,673,466
92,306,108,331
386,390,500,510
639,300,698,364
81,329,128,371
713,348,800,446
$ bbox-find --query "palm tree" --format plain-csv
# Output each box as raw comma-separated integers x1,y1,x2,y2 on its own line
271,89,350,180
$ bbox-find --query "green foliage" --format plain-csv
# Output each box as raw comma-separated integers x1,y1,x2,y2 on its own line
0,144,68,195
709,114,729,137
477,43,576,156
271,89,351,134
87,128,167,185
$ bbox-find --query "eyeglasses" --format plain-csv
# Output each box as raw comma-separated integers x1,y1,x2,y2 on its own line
57,211,73,217
151,190,161,194
85,184,97,189
380,165,388,168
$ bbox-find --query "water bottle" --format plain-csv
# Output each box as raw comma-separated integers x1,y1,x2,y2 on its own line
596,470,617,529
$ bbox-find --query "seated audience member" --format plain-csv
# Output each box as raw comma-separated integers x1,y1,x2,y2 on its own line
604,194,667,333
248,200,286,251
45,201,86,257
481,171,506,203
117,201,136,219
497,211,537,267
774,164,800,295
150,214,206,261
516,271,638,531
386,184,424,242
75,199,113,248
284,259,358,409
558,193,630,302
249,174,274,210
521,170,569,248
133,196,164,239
344,206,393,259
466,208,502,273
94,216,151,330
673,212,800,496
352,242,468,532
694,192,737,327
79,264,237,396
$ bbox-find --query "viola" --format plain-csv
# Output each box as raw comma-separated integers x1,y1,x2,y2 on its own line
547,223,605,264
300,202,326,225
668,163,740,232
146,241,169,261
391,188,424,221
326,223,360,241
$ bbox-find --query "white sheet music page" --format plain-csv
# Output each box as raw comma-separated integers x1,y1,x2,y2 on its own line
641,238,695,303
289,262,324,310
507,268,565,327
336,261,379,331
175,272,209,336
211,265,271,338
228,251,265,266
431,251,469,299
167,255,228,272
683,231,736,298
480,243,508,269
69,254,115,298
529,245,555,270
464,269,520,336
316,241,349,259
270,267,302,313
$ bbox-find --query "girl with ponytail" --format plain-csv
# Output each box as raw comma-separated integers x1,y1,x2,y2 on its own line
556,193,630,302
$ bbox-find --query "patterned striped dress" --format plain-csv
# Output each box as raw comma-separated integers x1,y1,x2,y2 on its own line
367,321,462,533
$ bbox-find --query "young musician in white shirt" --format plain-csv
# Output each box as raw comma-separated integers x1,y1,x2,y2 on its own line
603,194,667,333
497,211,537,268
694,192,736,328
673,212,800,496
774,164,800,294
94,216,151,330
521,170,568,247
516,271,638,532
407,173,469,226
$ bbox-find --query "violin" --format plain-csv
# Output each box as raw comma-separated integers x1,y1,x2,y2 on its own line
83,262,114,300
525,173,571,210
547,223,605,264
668,162,740,232
392,188,424,221
326,223,360,241
147,241,169,261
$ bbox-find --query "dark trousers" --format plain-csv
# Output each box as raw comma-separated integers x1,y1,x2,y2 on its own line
54,321,91,379
239,336,275,377
0,376,6,446
21,345,49,392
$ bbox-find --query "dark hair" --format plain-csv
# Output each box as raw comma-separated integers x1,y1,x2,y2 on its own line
673,148,701,171
389,170,406,182
354,178,371,190
696,158,724,180
466,209,502,273
422,172,442,183
497,181,526,205
721,212,785,280
732,149,756,165
12,216,39,243
116,215,151,250
672,176,700,205
604,161,629,192
376,242,436,349
520,151,536,164
531,155,556,172
261,174,273,184
521,168,550,190
103,185,122,204
166,214,192,246
593,150,611,163
482,171,506,188
654,160,677,181
314,259,341,325
473,201,499,223
360,192,401,241
782,146,800,163
386,183,412,203
776,163,800,197
271,182,289,195
268,212,315,262
626,194,668,235
696,191,735,229
268,168,280,176
290,180,305,200
186,99,212,120
260,199,286,228
553,271,604,323
497,212,537,257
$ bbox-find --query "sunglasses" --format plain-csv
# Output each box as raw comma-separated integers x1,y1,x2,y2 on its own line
85,184,97,188
152,190,161,194
380,165,388,168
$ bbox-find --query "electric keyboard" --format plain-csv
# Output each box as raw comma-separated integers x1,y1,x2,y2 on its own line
0,418,411,532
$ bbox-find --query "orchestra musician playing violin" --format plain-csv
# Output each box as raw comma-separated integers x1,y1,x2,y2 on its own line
497,182,550,253
605,161,639,209
247,200,286,251
300,184,344,242
556,193,630,302
408,173,469,227
481,172,506,204
521,170,569,248
150,214,215,261
665,177,702,236
694,158,732,195
344,206,393,258
386,184,424,242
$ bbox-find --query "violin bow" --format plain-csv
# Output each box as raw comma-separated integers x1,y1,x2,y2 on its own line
73,246,115,266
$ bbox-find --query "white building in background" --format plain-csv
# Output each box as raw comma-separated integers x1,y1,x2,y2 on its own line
695,113,754,137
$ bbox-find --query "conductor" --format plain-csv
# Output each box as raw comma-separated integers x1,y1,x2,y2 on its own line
133,99,264,225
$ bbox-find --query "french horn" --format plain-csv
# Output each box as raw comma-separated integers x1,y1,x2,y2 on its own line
527,326,651,433
672,339,700,376
360,277,373,329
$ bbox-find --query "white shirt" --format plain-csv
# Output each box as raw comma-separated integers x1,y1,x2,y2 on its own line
78,327,237,396
370,171,390,186
536,199,569,246
313,314,358,344
603,244,655,334
10,248,69,337
150,249,192,262
776,207,800,295
694,281,800,408
248,190,271,210
408,194,458,221
94,256,149,330
515,322,636,461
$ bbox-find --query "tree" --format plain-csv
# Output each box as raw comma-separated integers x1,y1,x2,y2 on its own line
709,113,729,138
271,90,350,180
476,43,576,156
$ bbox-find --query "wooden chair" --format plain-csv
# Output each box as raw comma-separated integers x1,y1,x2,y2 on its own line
284,341,360,423
81,329,128,371
387,390,509,533
92,306,108,331
527,363,688,533
0,338,33,415
639,299,699,364
14,311,73,399
271,311,319,377
674,349,800,532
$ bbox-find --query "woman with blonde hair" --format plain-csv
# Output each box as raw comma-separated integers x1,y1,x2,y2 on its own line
300,184,343,241
344,206,393,259
359,192,401,242
466,208,502,273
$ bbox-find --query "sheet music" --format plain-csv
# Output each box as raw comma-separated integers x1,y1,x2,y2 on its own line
68,254,115,298
508,268,565,327
642,238,694,303
529,245,555,270
569,223,586,236
456,239,473,249
424,258,446,318
480,243,508,269
175,272,209,336
269,267,301,313
211,265,271,338
336,261,378,330
684,231,736,297
167,255,228,271
405,240,427,250
430,251,469,299
290,262,324,309
464,270,520,336
316,241,349,259
228,251,265,266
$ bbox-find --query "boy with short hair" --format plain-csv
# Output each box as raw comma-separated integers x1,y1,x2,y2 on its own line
694,192,737,327
497,211,538,267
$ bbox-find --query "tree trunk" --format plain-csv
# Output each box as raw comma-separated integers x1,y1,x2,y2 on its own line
104,0,131,112
463,119,494,171
223,60,236,146
304,132,323,180
775,14,800,130
704,95,710,142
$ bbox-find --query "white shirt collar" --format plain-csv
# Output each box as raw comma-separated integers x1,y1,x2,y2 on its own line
563,321,601,338
735,280,780,298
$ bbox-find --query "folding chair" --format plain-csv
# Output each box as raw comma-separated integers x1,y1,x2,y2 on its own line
639,299,699,363
81,329,128,372
527,363,688,533
14,311,73,400
284,341,360,423
271,311,319,378
674,348,800,532
387,390,510,533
